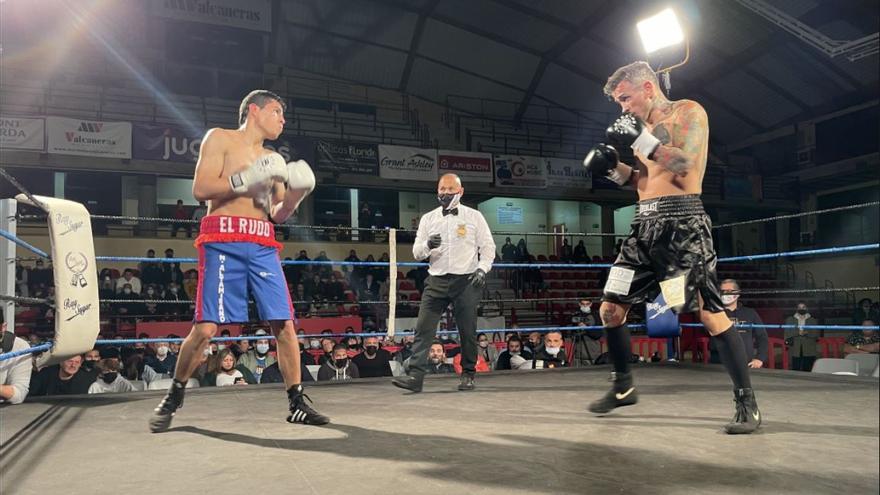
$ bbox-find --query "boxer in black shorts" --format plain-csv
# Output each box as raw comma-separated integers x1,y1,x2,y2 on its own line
583,61,760,434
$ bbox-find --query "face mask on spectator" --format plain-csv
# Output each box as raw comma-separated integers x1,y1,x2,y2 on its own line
123,289,132,295
217,344,226,351
156,346,169,358
721,295,738,306
796,309,807,315
580,305,591,313
147,289,154,296
545,346,561,356
102,372,118,384
334,358,348,368
310,339,321,349
256,343,270,355
364,345,378,355
203,348,213,357
82,360,97,371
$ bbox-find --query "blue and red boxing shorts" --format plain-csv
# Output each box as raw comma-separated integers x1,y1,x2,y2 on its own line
194,215,293,324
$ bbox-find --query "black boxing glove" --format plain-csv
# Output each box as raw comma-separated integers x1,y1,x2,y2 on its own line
583,143,631,186
606,113,660,160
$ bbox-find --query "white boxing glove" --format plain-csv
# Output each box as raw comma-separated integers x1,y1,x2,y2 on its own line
229,152,288,194
285,159,315,194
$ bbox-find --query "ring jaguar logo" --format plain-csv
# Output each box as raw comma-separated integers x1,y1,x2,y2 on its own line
65,251,89,287
64,298,92,321
217,254,226,323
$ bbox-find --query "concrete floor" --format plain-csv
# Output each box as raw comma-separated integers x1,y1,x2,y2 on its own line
1,365,878,495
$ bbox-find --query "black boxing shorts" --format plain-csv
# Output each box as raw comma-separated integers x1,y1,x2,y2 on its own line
601,194,725,314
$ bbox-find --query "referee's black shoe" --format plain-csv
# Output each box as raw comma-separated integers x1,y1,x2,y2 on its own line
392,374,424,393
588,371,638,414
457,374,475,391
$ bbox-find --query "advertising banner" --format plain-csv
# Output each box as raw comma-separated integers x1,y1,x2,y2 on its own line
0,116,44,151
546,156,591,189
316,140,378,175
493,154,546,188
151,0,272,32
47,117,132,159
378,145,438,181
437,150,492,183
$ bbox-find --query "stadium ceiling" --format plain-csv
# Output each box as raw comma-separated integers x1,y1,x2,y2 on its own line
274,0,879,144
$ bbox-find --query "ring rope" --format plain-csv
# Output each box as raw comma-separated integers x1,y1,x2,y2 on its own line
713,201,880,229
15,200,879,237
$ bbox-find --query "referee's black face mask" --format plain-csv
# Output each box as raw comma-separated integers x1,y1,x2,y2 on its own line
438,192,461,210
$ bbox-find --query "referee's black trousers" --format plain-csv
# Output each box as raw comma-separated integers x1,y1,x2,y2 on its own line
408,273,480,376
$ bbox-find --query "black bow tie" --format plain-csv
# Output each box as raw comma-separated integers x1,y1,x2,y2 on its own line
443,208,458,216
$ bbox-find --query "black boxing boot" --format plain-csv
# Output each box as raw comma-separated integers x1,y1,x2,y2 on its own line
724,388,761,434
588,371,638,414
287,385,330,425
148,379,186,433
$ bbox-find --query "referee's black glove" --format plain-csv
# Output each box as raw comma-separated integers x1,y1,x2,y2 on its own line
468,268,487,289
427,234,442,250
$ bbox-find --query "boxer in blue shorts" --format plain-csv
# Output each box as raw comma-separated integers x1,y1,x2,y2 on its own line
149,90,329,432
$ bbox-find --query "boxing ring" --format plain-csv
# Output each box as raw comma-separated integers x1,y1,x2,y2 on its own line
1,367,878,494
1,187,879,494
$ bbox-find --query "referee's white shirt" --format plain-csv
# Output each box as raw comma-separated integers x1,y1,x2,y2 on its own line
413,205,496,276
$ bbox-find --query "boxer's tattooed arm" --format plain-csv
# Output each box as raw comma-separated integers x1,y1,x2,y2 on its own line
649,104,708,176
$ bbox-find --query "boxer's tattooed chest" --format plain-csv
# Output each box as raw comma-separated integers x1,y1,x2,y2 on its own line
652,123,672,145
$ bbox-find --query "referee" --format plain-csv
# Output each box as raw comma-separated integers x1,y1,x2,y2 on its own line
392,173,496,392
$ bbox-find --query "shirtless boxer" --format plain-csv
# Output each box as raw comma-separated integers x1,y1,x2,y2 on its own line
582,62,760,434
149,90,328,432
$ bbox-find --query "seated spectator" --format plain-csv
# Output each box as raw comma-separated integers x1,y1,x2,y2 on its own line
343,249,360,275
114,268,142,295
88,347,135,394
853,298,880,325
191,200,207,226
170,199,192,238
476,333,499,369
115,283,145,324
183,270,199,301
81,348,101,373
139,249,164,287
261,357,315,383
844,320,880,356
168,334,182,355
345,335,363,353
1,308,31,404
352,336,393,377
495,335,533,370
203,349,256,386
318,343,360,381
425,341,455,374
712,279,768,369
238,329,276,383
315,338,335,366
394,335,414,363
784,302,819,371
524,332,543,355
533,331,568,369
29,355,95,396
121,347,159,385
453,352,490,374
145,339,177,375
233,335,251,358
559,238,573,262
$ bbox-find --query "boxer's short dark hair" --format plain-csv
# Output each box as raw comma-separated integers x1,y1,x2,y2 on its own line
239,90,286,125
